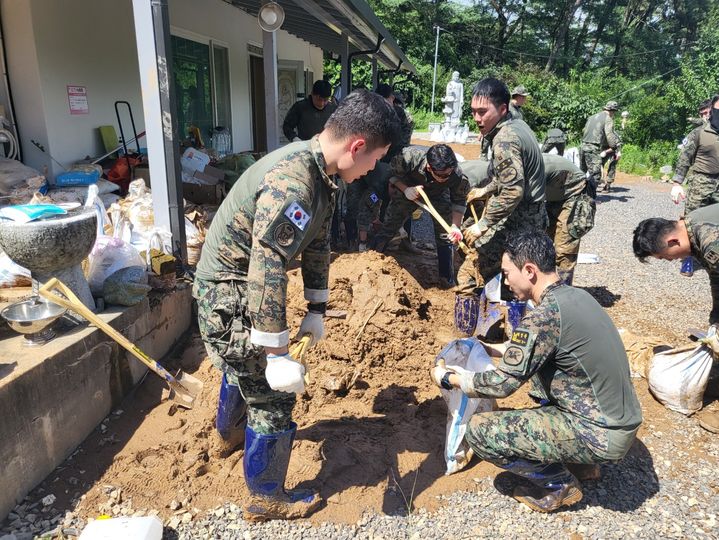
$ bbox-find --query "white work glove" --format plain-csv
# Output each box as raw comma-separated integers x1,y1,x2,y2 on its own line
463,222,488,246
404,185,423,201
265,353,306,393
292,137,301,142
448,225,463,245
614,151,622,161
701,325,719,357
297,311,325,346
599,150,608,158
671,183,686,204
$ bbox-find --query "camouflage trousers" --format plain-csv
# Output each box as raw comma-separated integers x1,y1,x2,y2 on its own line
465,406,608,466
685,172,719,213
456,202,548,294
192,278,295,435
347,180,382,233
547,199,581,285
374,189,453,248
580,144,617,188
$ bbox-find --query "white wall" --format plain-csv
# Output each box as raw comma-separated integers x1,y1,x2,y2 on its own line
2,0,322,179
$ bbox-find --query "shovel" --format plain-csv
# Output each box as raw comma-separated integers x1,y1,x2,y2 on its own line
39,278,202,409
414,188,471,255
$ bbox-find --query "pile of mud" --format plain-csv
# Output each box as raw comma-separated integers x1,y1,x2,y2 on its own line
33,251,517,524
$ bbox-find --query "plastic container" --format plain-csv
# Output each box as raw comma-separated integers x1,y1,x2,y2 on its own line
507,300,527,334
78,516,163,540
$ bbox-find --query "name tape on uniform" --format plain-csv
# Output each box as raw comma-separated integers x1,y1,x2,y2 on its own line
284,201,311,231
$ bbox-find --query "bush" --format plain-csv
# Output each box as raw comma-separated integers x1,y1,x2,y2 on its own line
407,108,445,131
618,142,679,178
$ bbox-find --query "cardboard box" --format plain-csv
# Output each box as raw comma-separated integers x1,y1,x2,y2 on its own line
183,182,226,205
192,164,224,185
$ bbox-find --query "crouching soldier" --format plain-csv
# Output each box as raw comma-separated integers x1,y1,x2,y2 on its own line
633,203,719,433
432,230,642,512
193,90,398,521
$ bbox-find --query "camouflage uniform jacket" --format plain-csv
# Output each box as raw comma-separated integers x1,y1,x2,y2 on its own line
459,282,643,460
543,154,586,203
195,137,336,343
479,116,545,229
673,123,719,183
282,98,337,141
509,102,524,121
686,203,719,324
582,111,621,150
389,145,470,214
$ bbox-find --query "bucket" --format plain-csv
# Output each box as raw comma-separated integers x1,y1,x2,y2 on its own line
454,294,480,336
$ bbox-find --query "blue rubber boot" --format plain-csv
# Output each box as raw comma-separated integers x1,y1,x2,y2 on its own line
243,423,320,522
214,374,247,457
499,459,582,512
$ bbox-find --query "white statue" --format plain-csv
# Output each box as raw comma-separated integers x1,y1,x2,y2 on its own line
445,71,464,126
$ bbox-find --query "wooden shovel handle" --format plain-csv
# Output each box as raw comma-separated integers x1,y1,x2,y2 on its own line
415,187,471,255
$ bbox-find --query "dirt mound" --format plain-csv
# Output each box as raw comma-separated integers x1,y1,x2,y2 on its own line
28,251,528,525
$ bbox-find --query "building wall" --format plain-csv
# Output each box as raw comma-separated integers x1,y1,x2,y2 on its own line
1,0,323,179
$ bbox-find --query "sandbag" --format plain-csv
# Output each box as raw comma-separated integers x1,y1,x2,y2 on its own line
435,338,496,474
103,266,151,306
648,343,714,415
87,236,144,295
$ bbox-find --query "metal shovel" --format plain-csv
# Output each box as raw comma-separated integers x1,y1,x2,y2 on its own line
39,278,202,409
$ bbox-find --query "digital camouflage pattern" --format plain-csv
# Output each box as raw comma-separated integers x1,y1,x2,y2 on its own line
581,110,622,189
373,146,469,249
685,204,719,324
194,137,337,433
282,98,337,141
346,162,391,233
382,104,414,163
543,154,593,284
674,124,719,213
460,283,642,463
196,137,336,334
193,278,295,434
457,116,546,291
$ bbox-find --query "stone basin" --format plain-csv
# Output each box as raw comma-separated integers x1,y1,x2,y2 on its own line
0,207,97,309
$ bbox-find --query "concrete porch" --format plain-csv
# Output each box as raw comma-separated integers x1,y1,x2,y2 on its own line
0,285,193,520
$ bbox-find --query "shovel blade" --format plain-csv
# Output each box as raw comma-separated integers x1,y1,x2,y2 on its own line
167,370,203,409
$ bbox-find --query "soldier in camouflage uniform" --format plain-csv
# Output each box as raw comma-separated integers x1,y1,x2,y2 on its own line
371,144,469,285
433,230,642,512
633,203,719,435
458,78,546,295
580,101,622,194
670,96,719,213
375,83,414,162
193,89,398,521
509,85,530,122
465,154,593,285
543,154,595,284
345,161,391,251
541,128,567,156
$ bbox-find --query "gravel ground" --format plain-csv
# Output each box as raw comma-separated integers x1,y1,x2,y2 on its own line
3,179,718,540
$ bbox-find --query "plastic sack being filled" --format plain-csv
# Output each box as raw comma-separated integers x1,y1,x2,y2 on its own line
648,341,714,415
435,338,497,474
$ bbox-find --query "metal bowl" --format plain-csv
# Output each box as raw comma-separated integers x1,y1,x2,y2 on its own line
1,298,67,335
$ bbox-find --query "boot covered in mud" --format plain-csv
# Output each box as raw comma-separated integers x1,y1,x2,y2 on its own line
503,460,582,513
213,374,248,458
243,423,320,522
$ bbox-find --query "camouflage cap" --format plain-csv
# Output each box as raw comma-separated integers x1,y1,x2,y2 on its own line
511,85,530,97
604,100,619,111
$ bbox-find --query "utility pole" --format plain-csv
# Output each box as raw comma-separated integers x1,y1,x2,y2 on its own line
430,25,445,115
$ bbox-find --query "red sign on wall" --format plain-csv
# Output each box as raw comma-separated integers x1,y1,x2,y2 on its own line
67,85,89,115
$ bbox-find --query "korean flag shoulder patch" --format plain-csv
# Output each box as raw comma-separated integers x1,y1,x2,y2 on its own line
284,201,312,231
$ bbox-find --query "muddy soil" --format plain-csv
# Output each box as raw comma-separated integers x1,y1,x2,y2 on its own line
30,250,530,525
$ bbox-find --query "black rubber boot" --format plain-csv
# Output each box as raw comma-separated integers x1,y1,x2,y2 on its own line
436,244,456,287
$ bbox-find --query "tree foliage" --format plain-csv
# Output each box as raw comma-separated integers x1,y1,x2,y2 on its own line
325,0,719,165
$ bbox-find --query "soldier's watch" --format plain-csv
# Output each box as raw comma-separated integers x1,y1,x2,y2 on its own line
440,371,453,390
